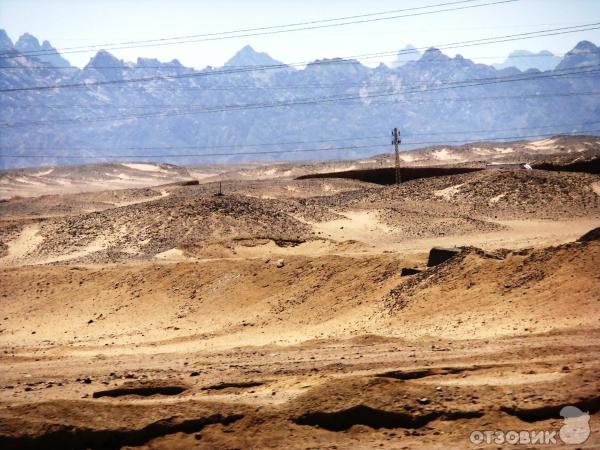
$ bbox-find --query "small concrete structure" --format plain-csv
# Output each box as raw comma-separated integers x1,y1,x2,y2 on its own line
427,247,461,267
578,227,600,242
485,163,526,170
401,267,422,276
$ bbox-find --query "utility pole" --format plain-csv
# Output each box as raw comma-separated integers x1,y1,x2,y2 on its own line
392,127,401,184
214,181,223,196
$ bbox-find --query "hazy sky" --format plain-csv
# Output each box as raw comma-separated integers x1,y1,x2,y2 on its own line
0,0,599,68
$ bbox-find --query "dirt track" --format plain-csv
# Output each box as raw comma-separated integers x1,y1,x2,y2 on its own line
0,165,599,448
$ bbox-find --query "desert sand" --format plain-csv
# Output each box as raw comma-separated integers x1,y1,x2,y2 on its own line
0,143,599,448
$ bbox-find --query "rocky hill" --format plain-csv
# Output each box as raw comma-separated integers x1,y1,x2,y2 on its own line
355,169,600,220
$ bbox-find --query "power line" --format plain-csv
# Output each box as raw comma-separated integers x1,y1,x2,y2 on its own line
4,90,598,110
3,48,599,85
0,134,389,151
52,66,596,93
0,0,487,57
3,22,598,93
365,89,600,109
1,129,598,160
4,69,599,128
403,120,600,137
2,121,599,154
0,143,391,159
403,129,600,147
0,0,485,57
2,49,595,71
3,119,598,153
0,0,518,60
2,65,598,128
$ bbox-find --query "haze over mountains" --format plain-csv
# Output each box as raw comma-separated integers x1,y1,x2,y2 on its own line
0,29,599,169
492,49,562,71
391,45,422,68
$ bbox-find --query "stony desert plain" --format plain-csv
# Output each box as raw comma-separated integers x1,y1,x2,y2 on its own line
0,136,599,449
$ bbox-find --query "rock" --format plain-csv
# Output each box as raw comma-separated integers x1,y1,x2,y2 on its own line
275,259,284,268
417,397,430,404
190,371,201,377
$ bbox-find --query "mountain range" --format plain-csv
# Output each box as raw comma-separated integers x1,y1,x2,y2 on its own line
0,29,599,169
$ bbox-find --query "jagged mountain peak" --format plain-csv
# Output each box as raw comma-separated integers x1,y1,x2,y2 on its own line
130,57,186,75
134,57,185,69
224,45,283,67
556,40,600,70
419,47,450,63
136,57,161,67
572,40,597,52
83,50,125,80
13,32,71,67
85,50,124,69
15,32,41,52
305,57,367,75
0,29,13,51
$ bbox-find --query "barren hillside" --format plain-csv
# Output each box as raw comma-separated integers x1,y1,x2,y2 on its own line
0,163,599,449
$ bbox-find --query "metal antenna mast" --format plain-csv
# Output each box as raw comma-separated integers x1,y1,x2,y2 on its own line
392,127,401,185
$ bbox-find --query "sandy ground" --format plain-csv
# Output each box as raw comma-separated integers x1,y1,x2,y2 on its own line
0,167,599,448
0,163,194,200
